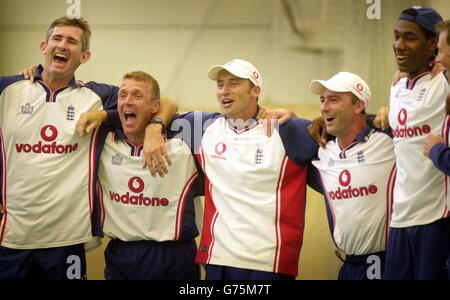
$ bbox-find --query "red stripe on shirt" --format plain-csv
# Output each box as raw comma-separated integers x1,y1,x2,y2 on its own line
274,157,307,276
88,128,99,217
174,173,198,240
385,163,396,246
195,176,218,264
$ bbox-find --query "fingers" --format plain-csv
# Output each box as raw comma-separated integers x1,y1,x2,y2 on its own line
257,107,267,120
164,151,172,167
374,107,389,130
320,129,328,148
76,118,88,136
18,67,37,83
259,118,278,137
277,115,289,125
380,107,389,130
145,151,169,177
431,62,445,78
27,70,34,82
86,121,100,135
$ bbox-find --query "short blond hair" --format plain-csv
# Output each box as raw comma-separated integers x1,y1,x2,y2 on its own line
122,71,160,101
46,17,91,51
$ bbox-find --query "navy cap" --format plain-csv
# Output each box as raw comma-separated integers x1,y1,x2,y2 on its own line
398,6,443,36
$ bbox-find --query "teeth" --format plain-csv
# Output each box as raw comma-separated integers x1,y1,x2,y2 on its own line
124,112,136,118
55,53,68,59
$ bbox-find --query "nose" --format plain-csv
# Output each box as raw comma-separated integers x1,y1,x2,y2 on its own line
321,99,329,114
217,83,230,98
120,94,134,105
393,38,405,53
56,39,69,50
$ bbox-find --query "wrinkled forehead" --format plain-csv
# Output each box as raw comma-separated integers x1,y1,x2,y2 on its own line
50,25,84,39
120,78,152,93
216,70,250,85
321,89,352,99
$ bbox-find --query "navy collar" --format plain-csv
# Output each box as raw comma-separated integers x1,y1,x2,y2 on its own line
354,124,375,143
225,105,260,134
405,60,434,90
329,124,375,145
112,127,144,157
33,64,80,88
112,127,127,142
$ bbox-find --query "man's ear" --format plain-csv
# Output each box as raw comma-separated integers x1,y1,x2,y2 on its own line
40,41,47,54
152,99,161,114
80,50,91,64
428,36,439,55
355,100,366,114
252,85,261,98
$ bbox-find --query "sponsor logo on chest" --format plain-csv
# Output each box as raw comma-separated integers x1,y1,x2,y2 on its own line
109,176,170,207
392,108,431,138
15,125,78,154
327,170,378,201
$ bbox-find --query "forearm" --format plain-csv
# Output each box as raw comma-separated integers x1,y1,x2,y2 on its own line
429,143,450,176
153,96,178,127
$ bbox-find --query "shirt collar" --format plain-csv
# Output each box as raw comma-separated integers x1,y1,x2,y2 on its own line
329,123,375,145
33,64,80,88
354,124,375,143
225,105,260,133
112,127,127,141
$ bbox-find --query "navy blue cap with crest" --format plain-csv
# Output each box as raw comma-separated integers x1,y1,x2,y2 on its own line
398,6,443,36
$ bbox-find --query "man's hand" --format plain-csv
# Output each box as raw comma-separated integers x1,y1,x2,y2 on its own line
19,65,38,82
431,62,445,79
423,134,445,158
307,116,327,147
143,124,171,177
373,106,390,130
258,108,297,137
392,71,407,86
76,111,107,136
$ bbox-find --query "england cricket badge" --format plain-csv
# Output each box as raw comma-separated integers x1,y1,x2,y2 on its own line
255,148,264,165
67,105,75,121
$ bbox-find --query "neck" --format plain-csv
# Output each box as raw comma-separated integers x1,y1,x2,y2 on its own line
336,118,366,149
125,134,144,146
228,105,259,129
41,70,72,91
407,60,434,79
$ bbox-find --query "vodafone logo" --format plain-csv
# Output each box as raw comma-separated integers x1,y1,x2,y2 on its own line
128,177,144,193
215,142,227,156
328,170,378,201
356,83,363,92
110,176,169,207
40,125,58,142
15,125,78,154
252,71,259,80
397,109,407,126
392,108,431,138
339,170,351,187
